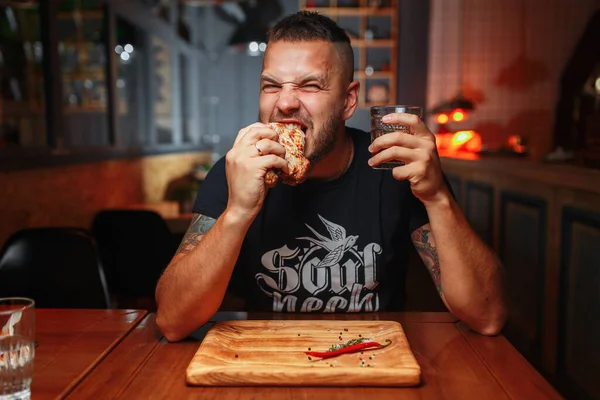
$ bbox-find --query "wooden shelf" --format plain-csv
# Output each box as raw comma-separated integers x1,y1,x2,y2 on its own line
54,1,107,110
355,71,393,79
351,39,394,48
303,7,395,16
62,71,105,80
300,1,398,108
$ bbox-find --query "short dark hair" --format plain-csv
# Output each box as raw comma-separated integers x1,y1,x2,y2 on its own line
267,11,354,83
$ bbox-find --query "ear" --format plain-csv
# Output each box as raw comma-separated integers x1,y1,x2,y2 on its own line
342,81,360,121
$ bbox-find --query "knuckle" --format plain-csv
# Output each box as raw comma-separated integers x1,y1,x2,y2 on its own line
392,168,404,180
408,114,420,125
241,161,253,173
245,128,257,138
225,150,235,163
372,149,384,161
388,131,400,142
422,151,432,164
425,140,436,153
266,154,280,166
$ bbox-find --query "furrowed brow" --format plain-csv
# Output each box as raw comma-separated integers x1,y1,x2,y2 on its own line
260,74,327,86
299,74,327,86
260,75,281,85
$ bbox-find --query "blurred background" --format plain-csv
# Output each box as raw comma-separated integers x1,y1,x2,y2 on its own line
0,1,599,398
0,0,597,235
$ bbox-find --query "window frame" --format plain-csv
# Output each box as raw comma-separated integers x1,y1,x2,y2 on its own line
0,0,207,172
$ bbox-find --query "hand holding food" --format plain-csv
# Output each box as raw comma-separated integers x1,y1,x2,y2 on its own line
225,123,289,219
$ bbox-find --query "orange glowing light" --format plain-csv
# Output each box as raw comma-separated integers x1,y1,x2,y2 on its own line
507,135,526,153
436,113,449,124
452,109,466,122
451,131,472,145
435,133,453,150
450,130,482,153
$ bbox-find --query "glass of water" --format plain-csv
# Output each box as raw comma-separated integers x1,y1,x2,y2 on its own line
370,105,423,169
0,298,35,400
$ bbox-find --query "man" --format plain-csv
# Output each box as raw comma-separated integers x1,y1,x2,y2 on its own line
155,11,507,342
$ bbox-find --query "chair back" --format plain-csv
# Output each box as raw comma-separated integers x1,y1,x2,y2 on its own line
0,227,111,308
91,210,177,301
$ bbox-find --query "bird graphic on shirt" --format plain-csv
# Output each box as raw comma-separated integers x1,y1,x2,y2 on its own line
298,215,359,269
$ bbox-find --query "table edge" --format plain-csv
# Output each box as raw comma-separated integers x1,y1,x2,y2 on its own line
57,309,149,399
455,323,562,400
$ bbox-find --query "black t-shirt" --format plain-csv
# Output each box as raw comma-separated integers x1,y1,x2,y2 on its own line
193,126,429,313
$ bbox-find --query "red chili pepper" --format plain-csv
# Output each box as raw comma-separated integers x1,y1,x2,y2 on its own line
305,339,392,359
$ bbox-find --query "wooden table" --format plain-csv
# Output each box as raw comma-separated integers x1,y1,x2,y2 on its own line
32,309,147,400
67,312,563,399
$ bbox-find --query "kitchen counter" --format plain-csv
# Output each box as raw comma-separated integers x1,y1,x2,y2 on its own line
440,151,600,196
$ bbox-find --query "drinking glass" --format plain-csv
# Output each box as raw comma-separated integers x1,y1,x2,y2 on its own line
370,105,423,169
0,298,35,400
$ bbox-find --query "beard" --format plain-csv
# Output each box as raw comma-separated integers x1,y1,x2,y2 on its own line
306,110,341,165
266,104,344,166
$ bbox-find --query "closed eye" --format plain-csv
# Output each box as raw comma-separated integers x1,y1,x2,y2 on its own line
262,84,281,93
302,84,321,92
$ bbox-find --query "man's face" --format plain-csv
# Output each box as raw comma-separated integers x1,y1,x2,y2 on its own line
259,40,352,164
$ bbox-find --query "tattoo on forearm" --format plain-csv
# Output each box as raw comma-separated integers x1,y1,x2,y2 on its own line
411,227,442,295
175,214,216,256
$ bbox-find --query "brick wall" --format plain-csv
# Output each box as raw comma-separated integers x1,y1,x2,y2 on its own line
427,0,599,160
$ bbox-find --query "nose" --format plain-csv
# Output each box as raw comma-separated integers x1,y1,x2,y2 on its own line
275,86,301,114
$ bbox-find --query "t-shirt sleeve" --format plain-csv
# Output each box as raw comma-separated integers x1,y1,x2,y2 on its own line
192,156,229,219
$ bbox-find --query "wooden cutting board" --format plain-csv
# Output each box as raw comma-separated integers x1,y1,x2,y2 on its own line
186,320,421,387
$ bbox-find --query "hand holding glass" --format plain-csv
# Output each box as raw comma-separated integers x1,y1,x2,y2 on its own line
370,105,423,169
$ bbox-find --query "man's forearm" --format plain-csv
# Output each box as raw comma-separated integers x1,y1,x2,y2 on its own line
424,191,508,335
155,209,252,341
